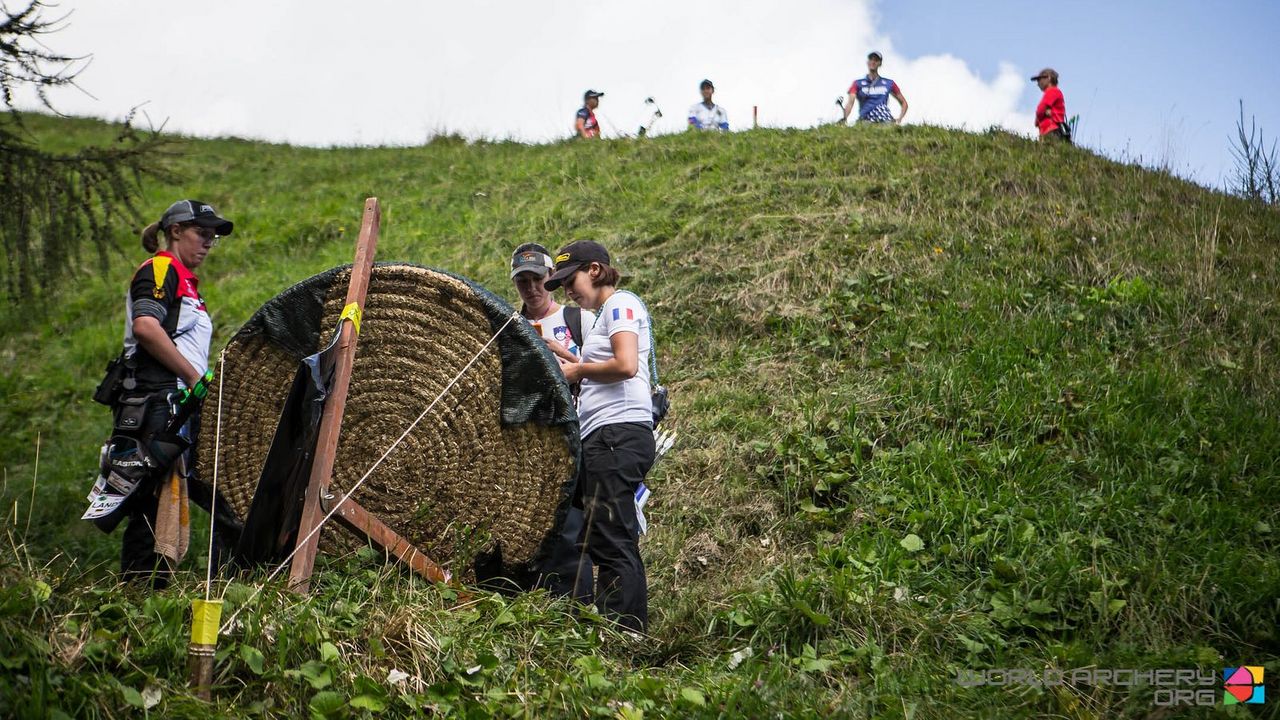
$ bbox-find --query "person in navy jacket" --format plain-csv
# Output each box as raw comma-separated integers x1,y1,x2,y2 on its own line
576,90,604,139
843,51,909,125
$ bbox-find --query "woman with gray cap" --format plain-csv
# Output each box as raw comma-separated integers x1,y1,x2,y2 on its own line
97,200,234,587
544,240,656,632
472,242,595,597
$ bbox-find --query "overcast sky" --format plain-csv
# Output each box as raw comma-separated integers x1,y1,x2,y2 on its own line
11,0,1278,189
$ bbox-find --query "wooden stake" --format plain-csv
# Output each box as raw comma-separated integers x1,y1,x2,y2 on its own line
288,198,380,592
188,645,215,701
332,497,451,584
753,105,758,129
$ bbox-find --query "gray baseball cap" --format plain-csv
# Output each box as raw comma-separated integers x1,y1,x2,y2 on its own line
1031,68,1059,83
159,199,233,236
510,243,553,278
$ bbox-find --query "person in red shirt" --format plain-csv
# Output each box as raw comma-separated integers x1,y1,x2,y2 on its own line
1032,67,1066,140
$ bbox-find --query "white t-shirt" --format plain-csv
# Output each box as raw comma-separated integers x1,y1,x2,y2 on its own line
526,304,594,358
578,291,652,438
688,102,729,130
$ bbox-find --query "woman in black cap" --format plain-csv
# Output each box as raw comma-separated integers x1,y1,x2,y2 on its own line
544,240,656,632
96,200,234,587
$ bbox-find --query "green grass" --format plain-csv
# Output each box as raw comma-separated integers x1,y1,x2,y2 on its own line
1,113,1277,718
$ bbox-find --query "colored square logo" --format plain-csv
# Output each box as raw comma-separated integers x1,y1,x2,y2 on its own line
1224,666,1265,705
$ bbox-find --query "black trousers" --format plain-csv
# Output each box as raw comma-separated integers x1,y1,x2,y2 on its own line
119,396,228,588
537,505,590,598
574,422,655,632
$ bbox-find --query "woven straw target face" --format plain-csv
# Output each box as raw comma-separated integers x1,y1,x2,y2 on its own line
197,264,578,571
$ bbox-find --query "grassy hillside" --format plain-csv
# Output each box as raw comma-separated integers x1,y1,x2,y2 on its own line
1,113,1277,718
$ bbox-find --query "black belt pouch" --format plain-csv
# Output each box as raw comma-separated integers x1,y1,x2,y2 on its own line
113,396,149,435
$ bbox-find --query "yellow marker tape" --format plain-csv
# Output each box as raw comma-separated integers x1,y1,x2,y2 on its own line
340,302,362,334
191,599,223,645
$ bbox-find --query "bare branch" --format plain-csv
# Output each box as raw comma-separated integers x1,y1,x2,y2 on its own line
0,3,174,300
1,1,87,111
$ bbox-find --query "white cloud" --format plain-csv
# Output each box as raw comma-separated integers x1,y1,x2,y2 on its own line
16,0,1031,144
886,54,1030,132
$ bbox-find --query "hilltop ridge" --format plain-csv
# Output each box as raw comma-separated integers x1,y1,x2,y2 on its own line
1,113,1277,718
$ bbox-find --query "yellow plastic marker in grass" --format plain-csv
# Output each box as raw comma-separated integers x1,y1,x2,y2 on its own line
188,599,222,700
188,352,227,701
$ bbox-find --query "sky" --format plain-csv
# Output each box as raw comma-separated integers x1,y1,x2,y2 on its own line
10,0,1279,190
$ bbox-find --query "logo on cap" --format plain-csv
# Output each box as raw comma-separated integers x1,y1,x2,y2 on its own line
555,252,571,263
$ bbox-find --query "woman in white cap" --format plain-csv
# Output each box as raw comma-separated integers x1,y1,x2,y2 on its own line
102,200,233,587
544,240,656,632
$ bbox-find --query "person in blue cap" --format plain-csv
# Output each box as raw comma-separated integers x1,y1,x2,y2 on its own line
842,51,908,125
688,79,729,131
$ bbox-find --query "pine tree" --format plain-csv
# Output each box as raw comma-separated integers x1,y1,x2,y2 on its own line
1,1,170,299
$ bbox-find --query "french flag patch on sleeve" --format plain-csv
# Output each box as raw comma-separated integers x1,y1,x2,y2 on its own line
613,308,634,321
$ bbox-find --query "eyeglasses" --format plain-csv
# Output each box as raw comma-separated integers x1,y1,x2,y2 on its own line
189,226,219,248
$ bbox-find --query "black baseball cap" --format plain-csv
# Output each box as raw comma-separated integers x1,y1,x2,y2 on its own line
543,240,610,290
700,78,714,90
584,89,605,99
159,199,233,236
510,242,553,278
868,51,883,61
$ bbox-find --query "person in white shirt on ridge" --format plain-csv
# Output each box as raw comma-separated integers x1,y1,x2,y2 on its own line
687,79,729,131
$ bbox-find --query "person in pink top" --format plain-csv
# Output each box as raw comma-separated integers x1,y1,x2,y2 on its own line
1032,68,1066,140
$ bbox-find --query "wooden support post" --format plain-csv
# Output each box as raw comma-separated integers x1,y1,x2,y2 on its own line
332,498,451,584
288,198,380,592
187,645,215,701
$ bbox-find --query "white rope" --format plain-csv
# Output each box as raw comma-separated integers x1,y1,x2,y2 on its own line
217,311,519,635
205,350,226,602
